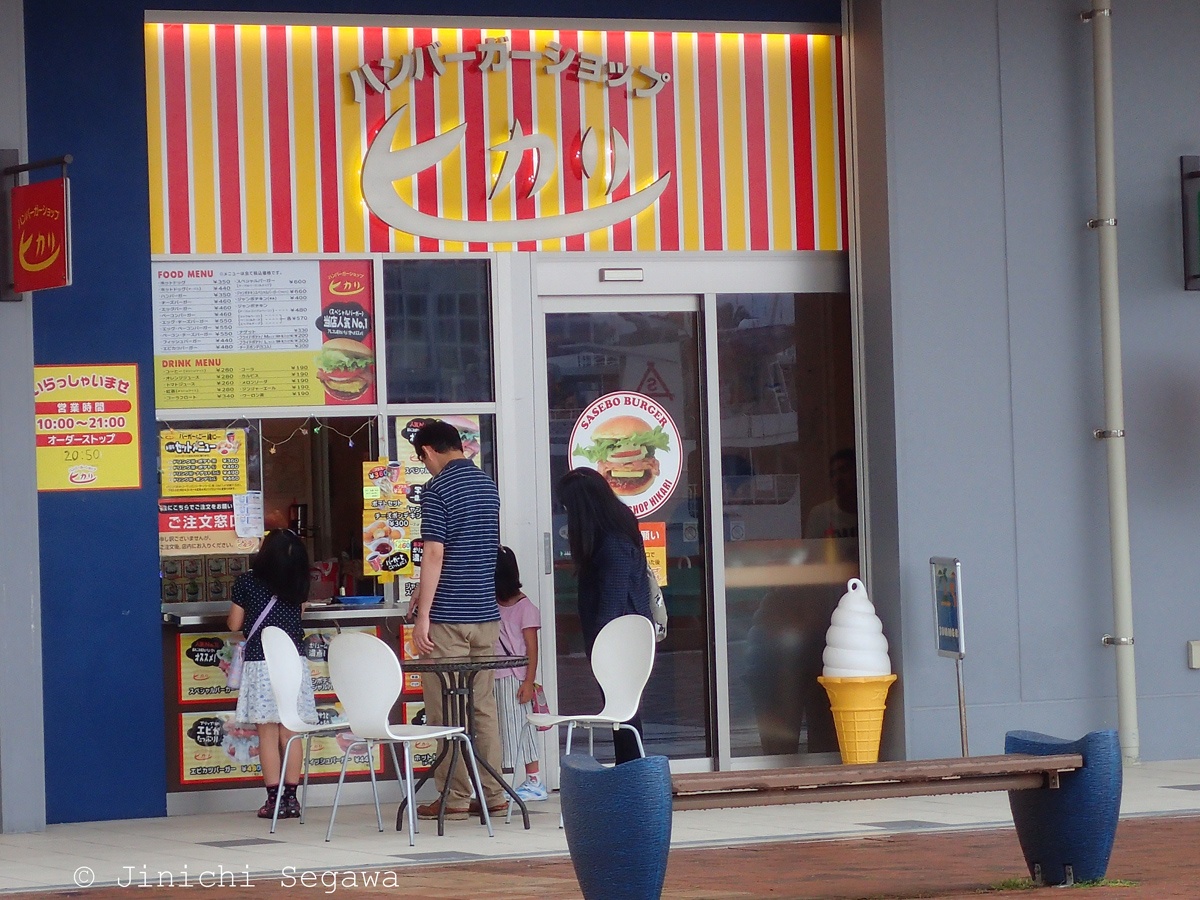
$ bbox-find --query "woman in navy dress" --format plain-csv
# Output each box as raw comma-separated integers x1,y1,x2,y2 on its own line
558,467,654,763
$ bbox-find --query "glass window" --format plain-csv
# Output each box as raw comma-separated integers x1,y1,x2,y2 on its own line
545,308,711,761
382,259,494,403
717,292,859,760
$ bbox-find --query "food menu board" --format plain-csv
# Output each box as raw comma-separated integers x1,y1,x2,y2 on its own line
152,260,375,409
302,625,379,696
179,709,381,785
399,624,423,694
160,428,248,497
177,626,378,703
399,703,439,772
33,364,142,491
362,460,415,579
178,631,241,703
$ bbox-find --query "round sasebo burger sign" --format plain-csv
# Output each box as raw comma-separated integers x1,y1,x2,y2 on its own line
569,391,682,518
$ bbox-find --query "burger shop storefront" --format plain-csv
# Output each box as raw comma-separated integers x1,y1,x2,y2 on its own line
145,13,860,809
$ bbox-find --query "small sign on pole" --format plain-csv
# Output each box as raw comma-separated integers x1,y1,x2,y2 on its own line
930,556,969,756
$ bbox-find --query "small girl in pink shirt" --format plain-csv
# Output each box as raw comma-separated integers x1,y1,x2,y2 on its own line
492,546,546,801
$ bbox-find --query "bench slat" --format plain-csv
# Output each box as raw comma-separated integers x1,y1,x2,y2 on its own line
672,772,1054,810
671,753,1083,809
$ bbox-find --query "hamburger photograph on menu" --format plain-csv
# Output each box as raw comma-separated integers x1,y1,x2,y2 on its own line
314,338,374,403
569,390,683,518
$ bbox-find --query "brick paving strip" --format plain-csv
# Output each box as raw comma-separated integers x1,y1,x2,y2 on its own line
16,814,1200,900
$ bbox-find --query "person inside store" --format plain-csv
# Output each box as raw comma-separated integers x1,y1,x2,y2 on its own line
804,447,858,545
743,448,859,757
226,528,318,819
409,419,507,819
557,466,654,764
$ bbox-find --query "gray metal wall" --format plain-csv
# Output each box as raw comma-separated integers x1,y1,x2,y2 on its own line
853,0,1200,760
0,0,47,832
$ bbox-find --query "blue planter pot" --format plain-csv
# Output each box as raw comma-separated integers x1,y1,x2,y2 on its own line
1005,729,1122,886
559,753,672,900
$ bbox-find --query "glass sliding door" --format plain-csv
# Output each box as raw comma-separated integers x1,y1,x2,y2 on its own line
717,291,858,761
542,299,711,762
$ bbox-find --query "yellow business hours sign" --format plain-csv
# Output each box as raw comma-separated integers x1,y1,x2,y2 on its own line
33,364,142,491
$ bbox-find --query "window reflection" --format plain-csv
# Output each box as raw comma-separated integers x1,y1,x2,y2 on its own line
382,260,494,403
717,292,858,759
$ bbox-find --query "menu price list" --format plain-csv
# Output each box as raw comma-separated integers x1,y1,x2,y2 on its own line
156,351,322,408
152,264,321,356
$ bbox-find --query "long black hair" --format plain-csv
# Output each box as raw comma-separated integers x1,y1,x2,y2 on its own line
495,546,523,600
251,528,310,606
557,467,643,571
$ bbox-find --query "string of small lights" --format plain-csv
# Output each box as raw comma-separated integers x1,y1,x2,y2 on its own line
159,416,375,454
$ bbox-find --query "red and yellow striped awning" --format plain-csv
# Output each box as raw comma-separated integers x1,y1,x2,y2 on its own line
145,22,845,254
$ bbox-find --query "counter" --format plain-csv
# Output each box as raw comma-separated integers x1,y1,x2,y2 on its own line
162,599,409,626
162,599,412,794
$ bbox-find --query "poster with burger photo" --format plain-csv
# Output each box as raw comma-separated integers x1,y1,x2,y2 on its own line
315,261,375,405
569,391,683,518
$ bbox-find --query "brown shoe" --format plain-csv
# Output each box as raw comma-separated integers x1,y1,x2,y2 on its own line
467,798,509,815
416,801,468,821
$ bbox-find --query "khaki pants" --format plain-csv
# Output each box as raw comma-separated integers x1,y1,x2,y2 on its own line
422,621,504,807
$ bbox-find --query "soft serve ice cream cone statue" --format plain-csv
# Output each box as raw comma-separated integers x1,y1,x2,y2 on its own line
817,578,895,764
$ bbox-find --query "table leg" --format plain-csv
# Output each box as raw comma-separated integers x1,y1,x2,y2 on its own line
463,673,530,830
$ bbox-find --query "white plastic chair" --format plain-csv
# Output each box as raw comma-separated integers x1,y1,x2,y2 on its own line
325,631,494,845
261,626,350,833
528,614,656,758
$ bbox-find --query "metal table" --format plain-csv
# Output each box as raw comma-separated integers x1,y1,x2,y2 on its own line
401,654,531,832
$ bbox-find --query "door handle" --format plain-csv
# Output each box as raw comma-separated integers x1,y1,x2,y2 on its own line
544,532,552,575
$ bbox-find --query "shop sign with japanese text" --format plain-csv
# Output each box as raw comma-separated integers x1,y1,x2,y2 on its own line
158,496,258,556
160,428,248,497
34,364,140,491
11,177,71,291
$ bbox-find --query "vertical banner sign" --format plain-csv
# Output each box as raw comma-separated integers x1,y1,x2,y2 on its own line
930,556,965,659
33,364,141,490
11,177,71,291
362,459,413,579
316,260,376,405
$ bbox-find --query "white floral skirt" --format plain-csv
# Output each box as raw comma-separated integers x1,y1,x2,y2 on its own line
234,658,318,725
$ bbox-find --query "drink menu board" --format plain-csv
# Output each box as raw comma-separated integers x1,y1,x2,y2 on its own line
152,260,376,409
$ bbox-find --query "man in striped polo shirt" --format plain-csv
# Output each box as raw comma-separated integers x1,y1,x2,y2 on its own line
410,420,506,819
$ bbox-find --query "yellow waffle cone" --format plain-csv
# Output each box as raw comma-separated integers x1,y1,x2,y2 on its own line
817,674,897,764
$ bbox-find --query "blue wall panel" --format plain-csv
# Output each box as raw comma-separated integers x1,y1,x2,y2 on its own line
23,0,838,824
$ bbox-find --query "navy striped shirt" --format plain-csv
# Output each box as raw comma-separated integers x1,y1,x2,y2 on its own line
420,458,501,623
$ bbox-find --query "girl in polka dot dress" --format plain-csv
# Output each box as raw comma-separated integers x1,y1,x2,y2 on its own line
227,529,318,818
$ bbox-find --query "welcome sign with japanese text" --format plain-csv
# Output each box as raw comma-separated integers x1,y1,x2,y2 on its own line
145,23,844,254
33,364,140,491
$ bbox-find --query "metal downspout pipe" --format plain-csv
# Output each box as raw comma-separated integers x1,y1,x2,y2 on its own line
1085,0,1139,764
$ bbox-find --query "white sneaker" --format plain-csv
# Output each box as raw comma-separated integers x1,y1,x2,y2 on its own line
515,779,549,801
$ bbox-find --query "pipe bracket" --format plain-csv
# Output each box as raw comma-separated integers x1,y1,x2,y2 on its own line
1079,9,1111,21
1102,634,1133,647
1087,217,1117,229
1093,429,1125,439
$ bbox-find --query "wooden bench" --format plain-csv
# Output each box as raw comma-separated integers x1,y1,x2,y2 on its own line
671,753,1084,811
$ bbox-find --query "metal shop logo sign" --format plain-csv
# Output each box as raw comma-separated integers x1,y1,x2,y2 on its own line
11,177,72,292
350,37,672,243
